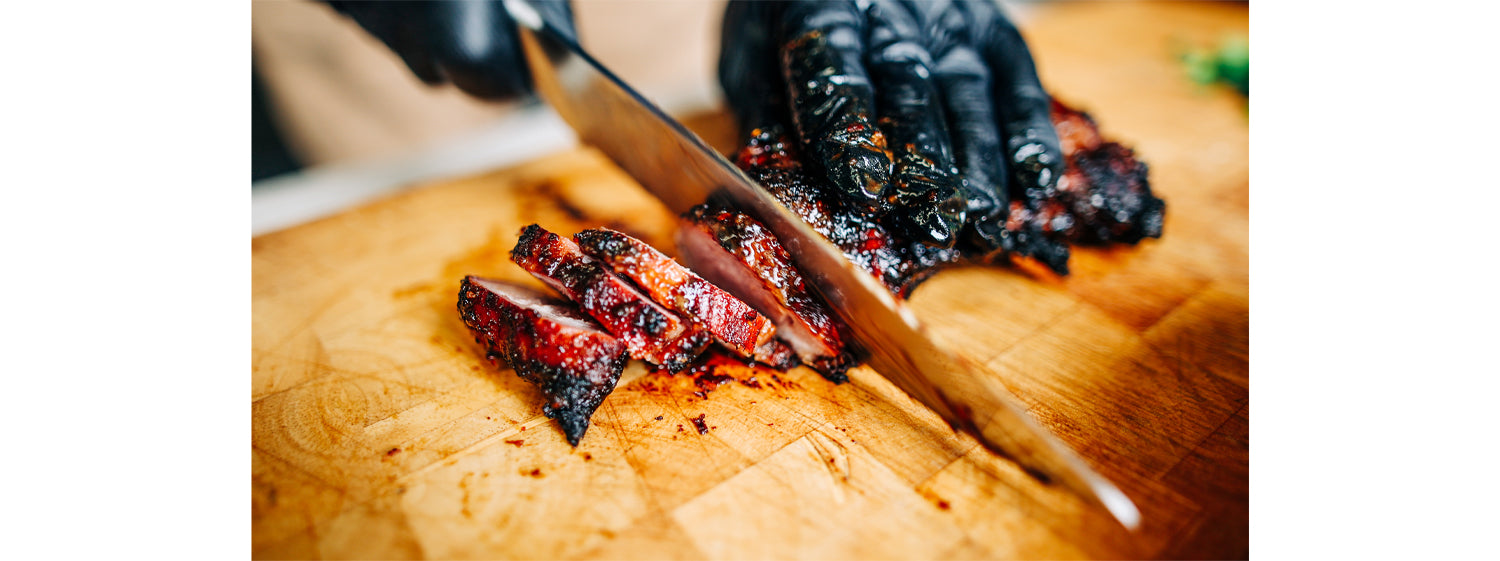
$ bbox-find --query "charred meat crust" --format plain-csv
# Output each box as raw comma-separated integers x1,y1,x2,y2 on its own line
457,276,627,446
511,224,712,372
1045,99,1165,244
991,101,1164,263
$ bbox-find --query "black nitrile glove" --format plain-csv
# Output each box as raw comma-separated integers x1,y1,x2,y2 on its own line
720,0,1064,255
327,0,575,100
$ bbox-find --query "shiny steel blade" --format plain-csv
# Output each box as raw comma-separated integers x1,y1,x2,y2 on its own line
505,0,1139,529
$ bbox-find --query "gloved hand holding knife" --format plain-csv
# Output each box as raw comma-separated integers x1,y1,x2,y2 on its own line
325,0,576,100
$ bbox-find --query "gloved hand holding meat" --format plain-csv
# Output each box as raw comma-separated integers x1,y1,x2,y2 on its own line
719,0,1164,276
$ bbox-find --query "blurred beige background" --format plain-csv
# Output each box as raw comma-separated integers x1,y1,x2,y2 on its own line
252,0,727,169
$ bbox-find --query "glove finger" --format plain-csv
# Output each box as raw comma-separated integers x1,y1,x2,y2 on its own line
916,0,1008,251
932,45,1007,250
778,0,891,210
864,0,965,248
718,0,788,135
968,0,1063,211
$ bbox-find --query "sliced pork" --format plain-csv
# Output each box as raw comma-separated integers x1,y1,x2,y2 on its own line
511,224,712,372
457,276,627,446
676,205,854,382
572,227,784,366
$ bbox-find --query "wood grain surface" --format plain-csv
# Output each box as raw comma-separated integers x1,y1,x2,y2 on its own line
252,3,1248,559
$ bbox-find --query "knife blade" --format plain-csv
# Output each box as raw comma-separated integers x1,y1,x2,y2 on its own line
503,0,1140,529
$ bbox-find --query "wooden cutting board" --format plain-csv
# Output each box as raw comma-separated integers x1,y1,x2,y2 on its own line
252,3,1248,559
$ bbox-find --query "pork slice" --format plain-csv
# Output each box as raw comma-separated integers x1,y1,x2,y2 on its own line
573,227,778,362
457,276,627,446
510,224,711,372
676,205,853,382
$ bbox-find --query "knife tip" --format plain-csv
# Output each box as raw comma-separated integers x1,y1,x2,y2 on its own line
1095,481,1141,530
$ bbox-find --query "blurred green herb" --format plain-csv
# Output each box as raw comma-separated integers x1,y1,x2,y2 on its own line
1180,36,1248,97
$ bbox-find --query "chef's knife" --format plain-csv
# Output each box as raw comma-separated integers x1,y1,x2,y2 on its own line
503,0,1140,529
